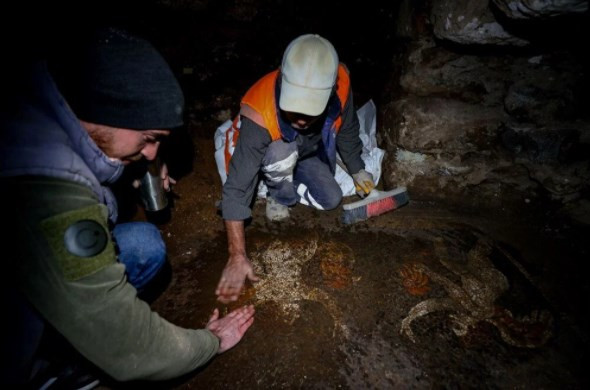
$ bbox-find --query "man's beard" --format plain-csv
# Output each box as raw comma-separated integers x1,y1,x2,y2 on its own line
125,153,144,163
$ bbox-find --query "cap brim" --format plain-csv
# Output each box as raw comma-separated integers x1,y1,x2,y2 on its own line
279,78,331,117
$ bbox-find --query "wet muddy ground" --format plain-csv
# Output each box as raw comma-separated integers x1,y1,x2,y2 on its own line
106,115,590,389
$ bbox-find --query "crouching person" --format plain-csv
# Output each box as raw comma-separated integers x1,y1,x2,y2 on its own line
0,27,254,389
216,34,375,304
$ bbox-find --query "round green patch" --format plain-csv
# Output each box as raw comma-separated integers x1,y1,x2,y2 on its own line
64,220,108,257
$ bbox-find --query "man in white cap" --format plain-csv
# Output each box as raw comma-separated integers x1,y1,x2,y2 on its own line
217,34,375,303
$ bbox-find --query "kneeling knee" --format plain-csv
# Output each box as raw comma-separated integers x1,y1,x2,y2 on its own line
321,191,342,211
114,222,166,289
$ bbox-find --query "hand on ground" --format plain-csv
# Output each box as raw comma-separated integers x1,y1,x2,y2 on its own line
215,255,259,303
207,305,255,353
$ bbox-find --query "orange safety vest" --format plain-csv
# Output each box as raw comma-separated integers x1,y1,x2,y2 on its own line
223,64,351,174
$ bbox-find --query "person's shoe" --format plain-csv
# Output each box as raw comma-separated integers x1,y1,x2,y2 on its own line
34,362,100,390
266,196,289,221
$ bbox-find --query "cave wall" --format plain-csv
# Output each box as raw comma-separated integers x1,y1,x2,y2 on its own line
42,0,587,213
381,0,589,209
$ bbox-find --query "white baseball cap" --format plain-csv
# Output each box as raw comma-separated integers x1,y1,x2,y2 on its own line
279,34,339,117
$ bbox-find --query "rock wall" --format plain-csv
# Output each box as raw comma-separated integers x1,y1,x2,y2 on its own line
382,0,589,208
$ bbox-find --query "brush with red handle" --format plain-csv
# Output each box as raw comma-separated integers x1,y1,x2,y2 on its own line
337,159,409,224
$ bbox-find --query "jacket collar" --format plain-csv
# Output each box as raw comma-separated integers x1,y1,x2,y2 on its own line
42,62,124,184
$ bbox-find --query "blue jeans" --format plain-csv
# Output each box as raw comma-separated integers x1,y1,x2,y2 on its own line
112,221,166,290
262,140,342,210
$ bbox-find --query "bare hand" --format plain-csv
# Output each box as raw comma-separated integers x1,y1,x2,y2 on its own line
207,305,255,354
160,162,176,192
215,254,259,303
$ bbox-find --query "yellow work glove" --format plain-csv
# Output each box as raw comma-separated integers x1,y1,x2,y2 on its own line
352,169,375,198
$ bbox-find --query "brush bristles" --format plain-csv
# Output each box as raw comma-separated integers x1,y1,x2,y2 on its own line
341,191,409,224
341,206,367,225
367,196,396,217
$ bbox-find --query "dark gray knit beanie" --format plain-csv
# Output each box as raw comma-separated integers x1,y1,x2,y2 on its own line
52,27,184,130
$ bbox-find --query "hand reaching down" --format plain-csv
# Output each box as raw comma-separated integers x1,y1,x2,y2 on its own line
215,254,260,303
207,305,255,354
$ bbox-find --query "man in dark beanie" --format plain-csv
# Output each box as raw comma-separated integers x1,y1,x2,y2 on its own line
51,27,185,132
0,27,254,388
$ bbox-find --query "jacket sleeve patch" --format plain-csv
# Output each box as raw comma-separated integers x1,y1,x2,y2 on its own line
41,204,116,281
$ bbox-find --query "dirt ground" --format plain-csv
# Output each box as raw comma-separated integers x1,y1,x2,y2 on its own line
103,112,590,389
96,5,590,387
